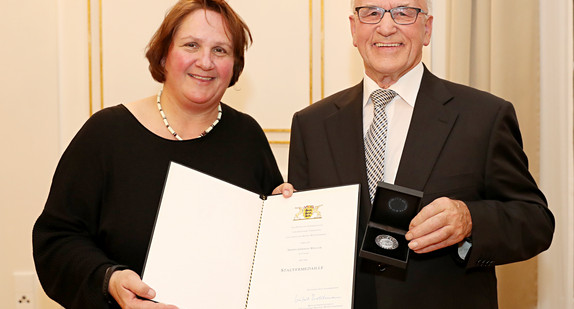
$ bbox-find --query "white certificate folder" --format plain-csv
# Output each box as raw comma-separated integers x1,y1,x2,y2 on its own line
142,162,360,309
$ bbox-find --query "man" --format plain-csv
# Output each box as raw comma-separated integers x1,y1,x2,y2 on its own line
287,0,554,308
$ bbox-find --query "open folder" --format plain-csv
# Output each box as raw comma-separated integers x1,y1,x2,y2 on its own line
142,162,360,309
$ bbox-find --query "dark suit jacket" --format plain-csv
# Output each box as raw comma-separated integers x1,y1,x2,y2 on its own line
288,67,554,309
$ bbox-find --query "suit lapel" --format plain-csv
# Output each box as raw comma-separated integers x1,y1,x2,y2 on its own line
324,82,366,186
395,68,457,192
323,82,373,230
319,72,456,213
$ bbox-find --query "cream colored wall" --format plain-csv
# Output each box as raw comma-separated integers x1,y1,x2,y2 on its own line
0,0,62,308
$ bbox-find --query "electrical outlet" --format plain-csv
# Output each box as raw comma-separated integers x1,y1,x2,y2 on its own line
13,272,36,309
15,293,34,308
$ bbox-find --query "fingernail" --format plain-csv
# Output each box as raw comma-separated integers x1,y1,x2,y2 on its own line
409,241,418,250
147,288,156,298
405,232,412,240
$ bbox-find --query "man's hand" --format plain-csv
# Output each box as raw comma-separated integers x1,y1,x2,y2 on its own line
108,269,178,309
405,197,472,254
272,182,295,198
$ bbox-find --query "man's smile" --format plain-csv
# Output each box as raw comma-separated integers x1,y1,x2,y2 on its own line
374,42,402,47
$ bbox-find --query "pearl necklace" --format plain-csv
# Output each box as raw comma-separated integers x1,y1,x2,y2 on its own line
156,86,222,140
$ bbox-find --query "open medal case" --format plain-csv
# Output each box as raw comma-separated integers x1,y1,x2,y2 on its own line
359,182,423,269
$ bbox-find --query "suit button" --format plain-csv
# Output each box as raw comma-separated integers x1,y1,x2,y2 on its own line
377,264,387,272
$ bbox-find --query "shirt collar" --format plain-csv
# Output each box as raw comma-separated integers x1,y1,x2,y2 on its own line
362,62,424,108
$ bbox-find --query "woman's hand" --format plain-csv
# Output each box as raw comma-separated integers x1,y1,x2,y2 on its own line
272,182,295,197
108,269,178,309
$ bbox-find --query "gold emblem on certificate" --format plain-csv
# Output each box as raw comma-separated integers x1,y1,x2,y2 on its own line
294,205,323,221
375,234,399,250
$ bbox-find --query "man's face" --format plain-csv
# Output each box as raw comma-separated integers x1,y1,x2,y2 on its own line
350,0,432,87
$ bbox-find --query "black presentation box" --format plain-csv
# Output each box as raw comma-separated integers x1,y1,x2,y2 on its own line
359,182,423,269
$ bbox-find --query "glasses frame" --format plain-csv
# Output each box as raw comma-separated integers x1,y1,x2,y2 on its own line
354,6,428,25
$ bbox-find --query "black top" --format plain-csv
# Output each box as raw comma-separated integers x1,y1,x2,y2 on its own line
33,104,283,308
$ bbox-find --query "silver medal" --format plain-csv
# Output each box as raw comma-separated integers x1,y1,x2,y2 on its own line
375,234,399,250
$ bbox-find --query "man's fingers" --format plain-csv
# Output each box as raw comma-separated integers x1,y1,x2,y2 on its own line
407,225,457,251
406,210,445,241
406,198,472,253
410,236,459,254
408,201,443,230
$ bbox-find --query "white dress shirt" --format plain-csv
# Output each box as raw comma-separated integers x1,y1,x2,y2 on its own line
362,62,424,185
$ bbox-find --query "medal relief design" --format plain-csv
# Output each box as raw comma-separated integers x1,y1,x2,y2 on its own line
375,234,399,250
388,197,408,213
293,205,323,221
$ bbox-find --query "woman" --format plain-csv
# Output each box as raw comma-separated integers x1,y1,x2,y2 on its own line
33,1,290,308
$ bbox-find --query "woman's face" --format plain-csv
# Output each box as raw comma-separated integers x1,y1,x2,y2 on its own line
163,9,234,107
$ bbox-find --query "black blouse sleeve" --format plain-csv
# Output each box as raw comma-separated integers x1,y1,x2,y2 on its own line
33,110,117,308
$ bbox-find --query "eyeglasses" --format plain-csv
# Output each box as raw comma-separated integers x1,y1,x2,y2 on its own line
355,6,427,25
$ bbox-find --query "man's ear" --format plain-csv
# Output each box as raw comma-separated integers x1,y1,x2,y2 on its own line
423,15,433,46
349,15,358,47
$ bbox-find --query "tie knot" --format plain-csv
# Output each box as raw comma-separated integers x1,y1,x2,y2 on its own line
370,89,397,108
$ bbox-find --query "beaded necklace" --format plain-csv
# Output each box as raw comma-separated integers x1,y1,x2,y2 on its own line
156,86,222,140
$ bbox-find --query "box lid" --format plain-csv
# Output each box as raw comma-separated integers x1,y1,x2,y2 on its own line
370,182,423,231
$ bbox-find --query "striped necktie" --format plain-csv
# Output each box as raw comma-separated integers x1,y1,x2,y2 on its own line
364,89,397,203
